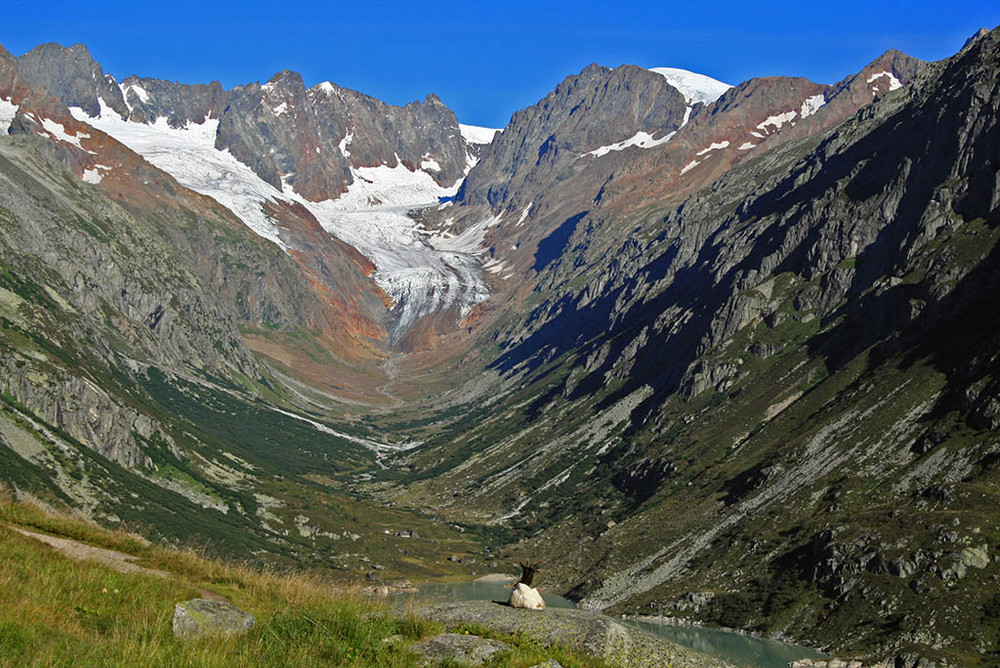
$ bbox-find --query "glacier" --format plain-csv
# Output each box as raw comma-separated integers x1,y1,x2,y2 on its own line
70,102,495,341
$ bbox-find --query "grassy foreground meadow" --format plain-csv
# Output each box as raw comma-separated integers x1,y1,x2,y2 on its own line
0,494,605,668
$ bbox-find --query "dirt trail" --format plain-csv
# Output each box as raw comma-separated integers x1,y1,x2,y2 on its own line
9,525,171,577
7,525,230,601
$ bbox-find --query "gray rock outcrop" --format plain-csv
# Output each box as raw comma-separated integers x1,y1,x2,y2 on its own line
216,71,468,201
409,632,513,666
172,598,255,639
121,76,227,127
16,42,128,118
457,64,688,211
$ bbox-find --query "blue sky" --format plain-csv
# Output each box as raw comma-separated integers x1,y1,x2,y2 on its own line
3,1,997,128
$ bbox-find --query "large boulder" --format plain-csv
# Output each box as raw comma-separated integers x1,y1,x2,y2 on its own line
172,598,256,639
421,600,733,667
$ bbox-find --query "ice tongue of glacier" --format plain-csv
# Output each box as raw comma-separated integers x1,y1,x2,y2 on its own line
68,106,492,342
305,199,491,341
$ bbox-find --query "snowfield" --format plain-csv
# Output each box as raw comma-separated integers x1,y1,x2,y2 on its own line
459,124,501,145
71,101,494,339
70,103,290,248
648,67,732,106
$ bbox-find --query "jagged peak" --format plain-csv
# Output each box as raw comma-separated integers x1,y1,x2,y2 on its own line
961,26,992,51
548,63,612,94
579,63,610,76
863,48,924,76
23,41,96,63
264,69,305,89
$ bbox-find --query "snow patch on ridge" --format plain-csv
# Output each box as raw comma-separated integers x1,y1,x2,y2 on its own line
680,160,700,175
123,83,150,105
82,165,110,184
0,98,18,133
867,71,903,95
696,140,729,156
649,67,732,106
39,118,93,152
516,203,533,227
338,128,354,158
800,94,826,118
757,110,798,133
584,130,677,158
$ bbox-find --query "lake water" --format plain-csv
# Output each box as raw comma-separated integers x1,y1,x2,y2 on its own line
405,581,829,668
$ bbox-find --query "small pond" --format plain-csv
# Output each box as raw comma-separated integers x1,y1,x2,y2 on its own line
402,581,829,668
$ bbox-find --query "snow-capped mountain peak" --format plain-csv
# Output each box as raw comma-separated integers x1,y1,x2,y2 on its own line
648,67,732,106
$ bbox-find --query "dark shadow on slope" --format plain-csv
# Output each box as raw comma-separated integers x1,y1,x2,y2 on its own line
533,211,588,273
485,32,999,442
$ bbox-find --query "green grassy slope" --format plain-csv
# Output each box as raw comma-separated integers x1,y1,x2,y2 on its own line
0,497,608,668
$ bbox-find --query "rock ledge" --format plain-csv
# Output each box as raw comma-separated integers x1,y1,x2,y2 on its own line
421,600,733,667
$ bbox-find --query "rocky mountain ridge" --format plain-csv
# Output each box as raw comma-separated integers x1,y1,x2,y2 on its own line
15,42,507,349
423,49,925,303
15,42,473,201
